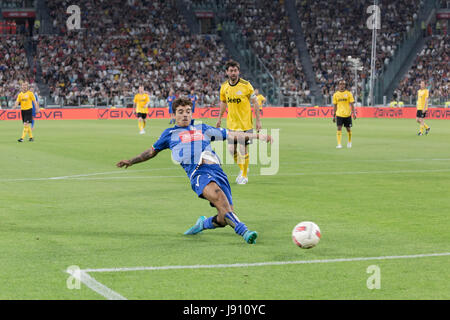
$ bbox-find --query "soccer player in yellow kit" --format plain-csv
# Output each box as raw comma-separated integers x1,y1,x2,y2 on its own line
255,89,266,116
416,81,430,136
216,60,261,184
14,81,39,142
134,86,150,134
332,80,356,149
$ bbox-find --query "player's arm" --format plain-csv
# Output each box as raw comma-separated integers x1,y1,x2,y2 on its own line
251,95,262,131
332,104,337,123
216,100,227,128
133,96,137,114
144,94,150,109
351,102,356,119
32,94,40,113
13,94,20,109
116,147,160,168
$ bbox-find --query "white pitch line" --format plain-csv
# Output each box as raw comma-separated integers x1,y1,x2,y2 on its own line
81,252,450,273
0,167,178,182
2,168,450,183
66,269,127,300
35,168,450,181
283,158,450,165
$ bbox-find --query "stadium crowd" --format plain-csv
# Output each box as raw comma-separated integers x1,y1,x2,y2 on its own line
37,0,228,106
1,0,448,108
296,0,423,102
221,0,309,101
0,35,33,108
397,30,449,104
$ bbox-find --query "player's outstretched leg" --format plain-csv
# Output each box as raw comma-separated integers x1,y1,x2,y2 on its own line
185,181,257,244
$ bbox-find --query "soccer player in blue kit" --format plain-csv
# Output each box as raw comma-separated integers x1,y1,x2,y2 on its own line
116,97,272,244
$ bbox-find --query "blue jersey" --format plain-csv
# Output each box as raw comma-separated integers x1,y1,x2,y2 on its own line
167,95,176,112
188,94,198,113
152,121,227,179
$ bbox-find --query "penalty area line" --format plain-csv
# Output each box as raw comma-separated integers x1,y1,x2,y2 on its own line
66,269,127,300
70,252,449,300
82,252,450,273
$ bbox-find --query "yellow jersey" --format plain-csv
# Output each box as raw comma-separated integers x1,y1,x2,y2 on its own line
256,94,266,110
16,91,36,110
417,89,429,111
220,78,255,131
332,90,355,117
134,93,150,113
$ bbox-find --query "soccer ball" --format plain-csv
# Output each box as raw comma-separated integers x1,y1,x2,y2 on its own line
292,221,321,249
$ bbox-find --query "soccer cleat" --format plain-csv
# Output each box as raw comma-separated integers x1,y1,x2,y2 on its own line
347,142,352,148
417,132,423,136
243,230,258,244
139,129,145,134
236,176,248,185
184,216,206,235
425,127,431,135
17,138,24,142
336,144,342,149
29,138,34,142
235,171,243,183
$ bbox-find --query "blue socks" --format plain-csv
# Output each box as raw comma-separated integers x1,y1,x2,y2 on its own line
203,216,216,229
203,213,249,236
225,212,248,236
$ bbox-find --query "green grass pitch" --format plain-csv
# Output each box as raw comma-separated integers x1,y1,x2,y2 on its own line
0,117,449,300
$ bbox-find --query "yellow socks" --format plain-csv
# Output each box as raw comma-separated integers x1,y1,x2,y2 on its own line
348,131,352,143
21,126,33,139
420,125,424,134
236,152,245,173
337,131,342,145
242,153,249,178
235,151,249,177
424,123,429,130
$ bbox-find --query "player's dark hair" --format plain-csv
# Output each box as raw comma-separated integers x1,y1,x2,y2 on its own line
225,60,240,71
172,97,192,114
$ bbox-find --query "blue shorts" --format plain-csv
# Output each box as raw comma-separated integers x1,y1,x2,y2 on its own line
190,164,233,206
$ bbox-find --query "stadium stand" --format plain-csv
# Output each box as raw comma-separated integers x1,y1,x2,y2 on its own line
296,0,423,104
219,0,310,103
37,0,229,107
0,35,33,108
397,29,449,105
2,0,448,108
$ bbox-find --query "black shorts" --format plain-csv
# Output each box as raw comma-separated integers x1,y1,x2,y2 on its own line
227,129,253,145
137,112,147,119
416,110,427,118
21,109,33,124
336,116,352,128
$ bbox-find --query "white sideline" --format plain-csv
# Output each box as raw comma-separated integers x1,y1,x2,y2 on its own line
82,252,450,273
66,269,127,300
72,252,450,300
4,168,450,182
2,158,450,182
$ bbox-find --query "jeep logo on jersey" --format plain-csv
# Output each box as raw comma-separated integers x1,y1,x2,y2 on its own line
179,130,204,143
227,97,242,104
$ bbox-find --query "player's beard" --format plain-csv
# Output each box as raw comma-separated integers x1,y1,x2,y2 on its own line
229,74,238,84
